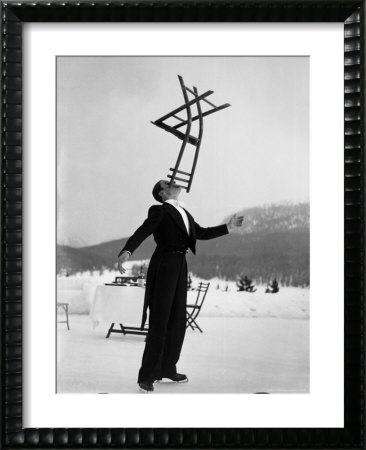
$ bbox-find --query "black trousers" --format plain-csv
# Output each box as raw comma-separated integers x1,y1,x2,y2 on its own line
138,252,188,383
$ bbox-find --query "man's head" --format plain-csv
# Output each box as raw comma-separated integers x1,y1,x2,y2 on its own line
152,179,182,203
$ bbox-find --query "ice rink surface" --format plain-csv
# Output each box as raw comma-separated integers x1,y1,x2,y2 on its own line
57,315,309,394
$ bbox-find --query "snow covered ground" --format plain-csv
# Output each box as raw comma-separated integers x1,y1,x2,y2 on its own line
57,317,309,394
57,269,309,319
57,269,309,394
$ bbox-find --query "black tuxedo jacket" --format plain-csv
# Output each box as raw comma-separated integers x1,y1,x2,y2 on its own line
118,202,229,328
118,202,228,257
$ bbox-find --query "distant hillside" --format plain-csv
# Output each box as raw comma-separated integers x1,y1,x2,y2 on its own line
186,229,309,286
223,202,309,235
57,237,156,272
57,202,310,286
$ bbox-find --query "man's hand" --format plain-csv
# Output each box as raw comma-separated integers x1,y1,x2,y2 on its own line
227,214,244,231
117,251,130,274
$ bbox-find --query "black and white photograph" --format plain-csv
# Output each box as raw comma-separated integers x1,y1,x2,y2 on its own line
56,56,309,394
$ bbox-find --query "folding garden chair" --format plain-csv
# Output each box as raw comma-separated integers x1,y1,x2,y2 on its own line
186,282,210,333
151,75,230,192
57,302,70,330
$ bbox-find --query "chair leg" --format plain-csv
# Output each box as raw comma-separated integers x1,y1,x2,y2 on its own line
106,323,115,338
186,313,195,330
192,320,203,333
65,304,70,330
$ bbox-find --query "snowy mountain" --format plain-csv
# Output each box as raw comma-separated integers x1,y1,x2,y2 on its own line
223,202,309,234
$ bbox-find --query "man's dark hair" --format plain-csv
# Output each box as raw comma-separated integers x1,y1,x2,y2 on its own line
152,180,164,203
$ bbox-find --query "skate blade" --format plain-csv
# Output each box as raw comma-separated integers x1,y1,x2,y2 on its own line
138,387,153,393
157,378,189,384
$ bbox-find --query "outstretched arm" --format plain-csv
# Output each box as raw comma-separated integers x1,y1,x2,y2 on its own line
117,206,163,273
194,222,229,240
118,205,163,256
194,214,244,240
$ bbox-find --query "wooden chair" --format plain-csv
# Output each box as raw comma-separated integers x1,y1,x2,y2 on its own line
186,282,210,333
151,75,230,192
57,302,70,330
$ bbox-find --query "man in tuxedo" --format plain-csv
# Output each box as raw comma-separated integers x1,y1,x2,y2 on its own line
117,180,243,393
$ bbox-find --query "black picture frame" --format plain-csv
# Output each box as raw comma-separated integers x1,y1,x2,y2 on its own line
1,1,364,448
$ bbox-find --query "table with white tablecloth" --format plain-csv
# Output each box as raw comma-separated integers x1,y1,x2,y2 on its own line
90,284,200,338
90,285,148,337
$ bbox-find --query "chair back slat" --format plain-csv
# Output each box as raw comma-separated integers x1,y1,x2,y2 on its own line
194,281,210,307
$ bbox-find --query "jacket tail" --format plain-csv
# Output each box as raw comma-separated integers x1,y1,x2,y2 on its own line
141,308,147,331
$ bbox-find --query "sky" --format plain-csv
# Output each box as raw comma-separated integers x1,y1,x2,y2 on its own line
57,56,309,247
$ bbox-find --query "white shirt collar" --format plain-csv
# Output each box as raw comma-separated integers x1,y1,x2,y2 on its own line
165,198,185,209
